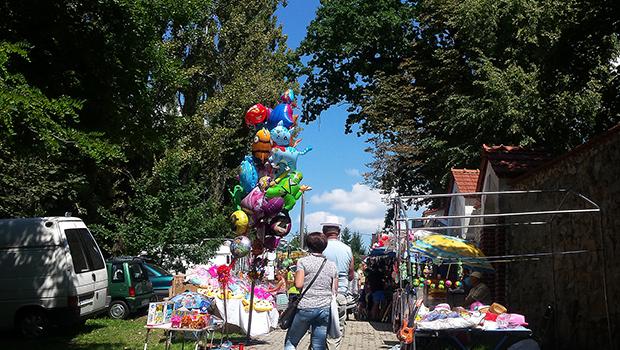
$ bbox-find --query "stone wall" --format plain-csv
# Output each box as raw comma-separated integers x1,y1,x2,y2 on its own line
504,127,620,349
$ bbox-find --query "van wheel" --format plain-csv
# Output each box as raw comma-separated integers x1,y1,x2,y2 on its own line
18,309,49,338
108,300,129,319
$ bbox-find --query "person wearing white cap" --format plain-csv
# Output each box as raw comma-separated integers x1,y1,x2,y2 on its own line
321,220,354,350
464,271,491,306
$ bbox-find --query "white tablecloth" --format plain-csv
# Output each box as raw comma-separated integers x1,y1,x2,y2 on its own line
214,298,279,337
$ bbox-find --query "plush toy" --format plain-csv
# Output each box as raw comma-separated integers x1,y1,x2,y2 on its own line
245,103,270,126
264,171,311,211
239,155,259,193
270,121,291,148
231,210,249,235
252,128,272,163
269,212,292,237
269,145,312,177
266,103,296,130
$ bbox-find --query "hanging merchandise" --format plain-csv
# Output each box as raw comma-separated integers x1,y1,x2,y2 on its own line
252,128,272,164
264,171,311,211
230,236,252,259
266,103,296,130
231,210,249,235
270,121,292,148
245,103,270,126
240,155,259,194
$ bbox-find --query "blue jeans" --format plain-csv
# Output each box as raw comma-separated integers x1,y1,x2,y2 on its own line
284,307,330,350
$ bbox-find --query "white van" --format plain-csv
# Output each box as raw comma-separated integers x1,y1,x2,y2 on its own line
0,217,109,336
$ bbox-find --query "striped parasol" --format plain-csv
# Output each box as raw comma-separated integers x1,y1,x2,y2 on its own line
410,234,494,272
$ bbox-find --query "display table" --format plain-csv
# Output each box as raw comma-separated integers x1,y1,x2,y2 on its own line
412,327,532,350
143,319,223,350
214,298,279,337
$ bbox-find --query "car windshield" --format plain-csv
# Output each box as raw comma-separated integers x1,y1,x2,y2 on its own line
147,263,170,276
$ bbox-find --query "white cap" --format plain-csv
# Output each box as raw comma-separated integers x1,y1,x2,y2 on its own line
321,215,343,228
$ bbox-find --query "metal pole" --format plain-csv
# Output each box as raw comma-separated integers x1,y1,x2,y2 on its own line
300,192,306,250
246,278,256,343
597,212,614,349
396,208,600,222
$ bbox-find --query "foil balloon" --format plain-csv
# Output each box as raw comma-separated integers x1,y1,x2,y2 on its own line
280,89,295,104
266,103,296,130
245,103,270,126
231,210,249,235
230,236,251,258
270,212,292,237
258,176,272,191
262,196,284,218
229,184,244,210
270,145,312,177
240,187,266,219
270,121,291,148
252,128,272,163
251,239,265,256
240,155,259,193
264,235,280,251
265,171,310,211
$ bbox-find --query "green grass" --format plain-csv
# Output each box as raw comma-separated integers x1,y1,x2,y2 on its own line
3,316,243,350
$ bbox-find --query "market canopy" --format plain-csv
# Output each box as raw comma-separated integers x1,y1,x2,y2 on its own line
411,234,495,273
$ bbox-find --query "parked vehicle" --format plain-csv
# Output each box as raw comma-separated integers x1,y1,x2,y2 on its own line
143,262,173,300
106,257,154,319
0,217,109,337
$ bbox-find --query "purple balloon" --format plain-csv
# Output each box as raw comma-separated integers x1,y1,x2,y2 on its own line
262,197,284,217
264,235,280,251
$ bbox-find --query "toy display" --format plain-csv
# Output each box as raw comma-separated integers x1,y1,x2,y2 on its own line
147,302,174,326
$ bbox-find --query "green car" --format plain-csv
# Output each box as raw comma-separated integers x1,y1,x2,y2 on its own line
106,257,154,319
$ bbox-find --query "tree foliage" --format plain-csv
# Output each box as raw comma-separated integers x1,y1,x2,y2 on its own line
0,0,295,267
299,0,620,195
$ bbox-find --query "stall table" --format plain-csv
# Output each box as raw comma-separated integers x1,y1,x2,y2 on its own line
412,327,532,350
143,319,223,350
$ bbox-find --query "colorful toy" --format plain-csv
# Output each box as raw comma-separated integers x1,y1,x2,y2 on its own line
231,210,249,235
280,89,296,104
269,212,292,237
445,280,452,287
269,145,312,176
264,235,280,251
245,103,270,126
230,236,252,258
240,155,259,194
266,103,296,130
264,171,311,211
240,187,266,219
258,176,272,191
229,185,244,210
252,128,272,163
270,121,291,148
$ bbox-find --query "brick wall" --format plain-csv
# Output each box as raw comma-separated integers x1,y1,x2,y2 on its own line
505,128,620,349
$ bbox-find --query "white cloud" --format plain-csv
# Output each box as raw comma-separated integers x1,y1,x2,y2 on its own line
344,168,361,177
303,211,347,232
310,183,387,215
348,217,385,233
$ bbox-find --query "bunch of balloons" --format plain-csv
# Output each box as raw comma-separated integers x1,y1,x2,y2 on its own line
229,89,312,268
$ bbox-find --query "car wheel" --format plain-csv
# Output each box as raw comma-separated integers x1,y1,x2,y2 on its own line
18,309,50,338
108,300,130,319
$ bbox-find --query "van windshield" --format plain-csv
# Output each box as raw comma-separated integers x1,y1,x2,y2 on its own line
65,228,105,273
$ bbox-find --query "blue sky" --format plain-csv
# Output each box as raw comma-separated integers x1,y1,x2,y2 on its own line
275,1,387,246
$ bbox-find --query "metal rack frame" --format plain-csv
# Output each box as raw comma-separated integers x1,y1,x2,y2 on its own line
391,189,613,349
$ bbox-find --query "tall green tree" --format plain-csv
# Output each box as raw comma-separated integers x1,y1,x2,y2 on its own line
299,0,620,195
341,227,352,245
0,0,296,267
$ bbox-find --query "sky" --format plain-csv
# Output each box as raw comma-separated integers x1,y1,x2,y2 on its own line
275,1,388,247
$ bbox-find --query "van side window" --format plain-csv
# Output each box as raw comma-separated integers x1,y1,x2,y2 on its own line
112,264,125,283
66,230,89,273
65,228,105,273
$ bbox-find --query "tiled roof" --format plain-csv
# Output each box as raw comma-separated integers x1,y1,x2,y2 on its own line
481,144,552,178
450,168,480,193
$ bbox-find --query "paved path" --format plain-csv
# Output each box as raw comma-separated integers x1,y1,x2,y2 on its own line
248,320,399,349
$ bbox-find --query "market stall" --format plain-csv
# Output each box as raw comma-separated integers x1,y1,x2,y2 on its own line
389,190,609,349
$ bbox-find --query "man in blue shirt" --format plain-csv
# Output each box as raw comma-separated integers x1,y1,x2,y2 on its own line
321,222,354,350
